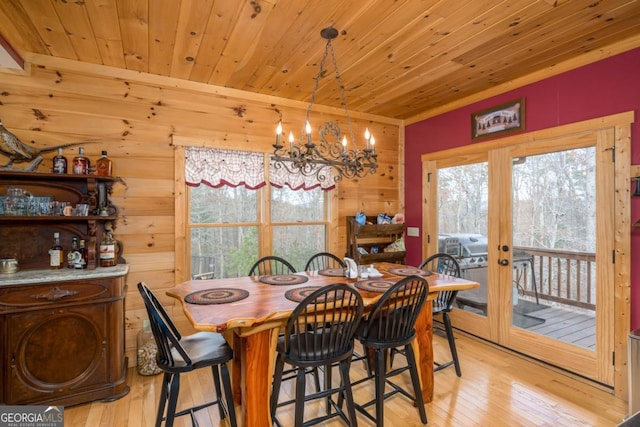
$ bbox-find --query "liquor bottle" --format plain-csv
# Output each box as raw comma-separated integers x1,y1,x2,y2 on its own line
52,147,68,174
78,239,88,269
95,150,113,177
99,231,117,267
72,147,90,174
49,232,64,269
67,236,80,268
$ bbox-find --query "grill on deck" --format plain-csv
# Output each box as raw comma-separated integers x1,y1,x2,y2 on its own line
438,234,538,312
438,233,533,268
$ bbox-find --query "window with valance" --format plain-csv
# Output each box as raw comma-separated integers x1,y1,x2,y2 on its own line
185,147,332,278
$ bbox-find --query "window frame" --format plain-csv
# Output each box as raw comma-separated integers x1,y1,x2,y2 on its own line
175,146,337,281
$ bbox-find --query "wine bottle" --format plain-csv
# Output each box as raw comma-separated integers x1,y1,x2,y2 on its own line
95,150,113,177
52,147,68,174
99,232,117,267
78,239,88,269
72,147,90,174
49,232,64,269
67,236,80,268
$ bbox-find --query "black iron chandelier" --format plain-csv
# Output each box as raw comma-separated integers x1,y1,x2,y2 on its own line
272,26,378,183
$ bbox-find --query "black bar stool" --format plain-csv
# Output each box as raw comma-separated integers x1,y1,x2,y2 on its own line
137,282,237,427
271,283,364,427
351,275,429,426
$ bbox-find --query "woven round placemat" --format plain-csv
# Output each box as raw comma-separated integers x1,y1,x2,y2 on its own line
184,288,249,305
284,286,344,303
317,268,345,277
259,274,309,286
354,279,396,293
387,267,432,277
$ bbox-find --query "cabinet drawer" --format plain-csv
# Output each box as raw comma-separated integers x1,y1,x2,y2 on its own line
0,279,122,312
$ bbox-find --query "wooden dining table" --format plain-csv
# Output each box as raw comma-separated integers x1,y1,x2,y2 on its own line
167,262,479,427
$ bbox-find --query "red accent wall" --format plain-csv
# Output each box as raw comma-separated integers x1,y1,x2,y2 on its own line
405,47,640,327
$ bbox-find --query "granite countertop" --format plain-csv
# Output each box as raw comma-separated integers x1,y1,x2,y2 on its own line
0,264,129,286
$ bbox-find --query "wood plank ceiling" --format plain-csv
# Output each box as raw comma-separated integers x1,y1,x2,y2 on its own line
1,0,639,121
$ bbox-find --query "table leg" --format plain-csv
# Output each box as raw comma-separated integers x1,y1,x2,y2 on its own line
226,330,242,406
414,300,434,402
241,328,274,427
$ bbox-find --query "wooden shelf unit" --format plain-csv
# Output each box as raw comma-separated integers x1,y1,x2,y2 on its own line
346,216,406,265
0,171,120,270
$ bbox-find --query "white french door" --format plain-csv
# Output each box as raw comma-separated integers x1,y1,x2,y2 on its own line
422,125,621,386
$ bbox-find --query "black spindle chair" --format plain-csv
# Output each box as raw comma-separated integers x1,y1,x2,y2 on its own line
420,252,463,376
351,275,429,426
271,283,364,427
137,282,237,427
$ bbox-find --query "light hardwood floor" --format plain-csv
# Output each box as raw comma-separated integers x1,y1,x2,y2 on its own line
63,332,628,427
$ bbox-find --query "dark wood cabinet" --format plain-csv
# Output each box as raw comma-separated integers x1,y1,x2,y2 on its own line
0,267,129,406
346,216,406,265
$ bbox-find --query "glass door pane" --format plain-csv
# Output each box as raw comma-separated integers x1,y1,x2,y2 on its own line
437,162,489,317
511,148,596,350
427,126,617,386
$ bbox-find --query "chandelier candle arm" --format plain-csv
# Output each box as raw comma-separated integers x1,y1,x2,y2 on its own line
365,128,371,150
272,25,379,183
305,121,313,147
275,121,283,148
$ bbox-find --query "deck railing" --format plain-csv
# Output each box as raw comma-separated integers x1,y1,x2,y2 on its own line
515,246,596,311
191,255,216,280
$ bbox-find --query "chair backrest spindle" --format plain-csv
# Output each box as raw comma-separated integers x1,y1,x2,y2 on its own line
304,252,346,271
420,253,461,310
283,284,363,364
360,276,429,345
248,255,296,276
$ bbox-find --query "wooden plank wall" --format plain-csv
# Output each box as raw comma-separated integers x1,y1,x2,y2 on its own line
0,57,402,366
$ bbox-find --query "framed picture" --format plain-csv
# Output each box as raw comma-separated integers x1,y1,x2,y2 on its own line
472,98,525,140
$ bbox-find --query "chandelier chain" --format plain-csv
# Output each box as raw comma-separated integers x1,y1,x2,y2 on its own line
273,26,378,183
304,39,329,127
327,39,357,147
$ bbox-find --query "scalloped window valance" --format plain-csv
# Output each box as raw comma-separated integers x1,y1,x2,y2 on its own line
185,147,266,189
185,147,335,191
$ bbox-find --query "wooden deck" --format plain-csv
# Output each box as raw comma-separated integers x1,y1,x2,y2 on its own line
456,296,597,350
517,300,596,350
455,251,598,352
